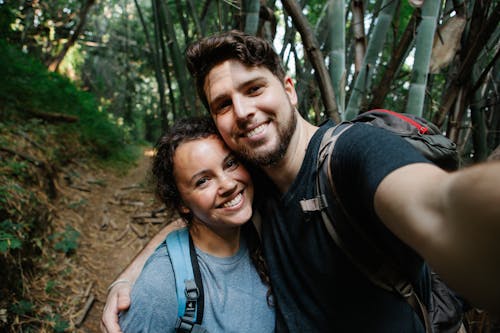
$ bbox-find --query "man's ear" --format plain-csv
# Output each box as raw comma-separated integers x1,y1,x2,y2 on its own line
283,76,298,107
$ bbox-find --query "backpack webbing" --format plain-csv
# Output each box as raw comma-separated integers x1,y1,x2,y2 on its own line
166,228,209,333
301,122,433,332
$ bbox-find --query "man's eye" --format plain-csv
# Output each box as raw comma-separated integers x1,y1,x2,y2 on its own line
248,86,262,94
226,158,239,169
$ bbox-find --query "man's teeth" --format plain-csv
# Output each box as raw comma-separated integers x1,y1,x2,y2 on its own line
246,124,266,137
223,193,242,208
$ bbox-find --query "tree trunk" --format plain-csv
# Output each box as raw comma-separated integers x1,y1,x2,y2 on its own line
281,0,340,123
405,0,441,117
471,85,488,162
433,3,499,126
187,0,203,38
151,0,169,130
345,0,397,120
369,10,419,110
244,0,260,35
157,0,195,116
350,0,366,74
47,0,96,72
327,0,346,116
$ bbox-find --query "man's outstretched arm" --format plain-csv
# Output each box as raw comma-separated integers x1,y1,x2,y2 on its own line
100,219,185,333
374,161,500,314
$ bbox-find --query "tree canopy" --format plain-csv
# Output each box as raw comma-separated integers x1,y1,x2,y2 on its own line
1,0,498,161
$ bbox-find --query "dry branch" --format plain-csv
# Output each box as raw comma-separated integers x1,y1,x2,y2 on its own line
69,184,91,192
87,179,107,187
0,146,45,167
13,129,45,150
133,217,166,224
26,109,79,123
74,294,95,327
130,223,147,238
121,184,143,190
114,224,130,241
120,200,145,207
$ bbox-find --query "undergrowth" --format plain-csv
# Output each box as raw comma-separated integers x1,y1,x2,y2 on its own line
0,39,139,331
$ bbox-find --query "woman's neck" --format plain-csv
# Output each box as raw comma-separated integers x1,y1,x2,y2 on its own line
189,221,241,257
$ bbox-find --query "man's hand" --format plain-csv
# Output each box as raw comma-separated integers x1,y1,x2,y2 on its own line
100,280,131,333
100,219,185,332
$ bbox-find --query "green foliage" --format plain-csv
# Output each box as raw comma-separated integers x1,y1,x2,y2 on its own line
0,220,23,253
10,300,34,316
67,199,88,210
0,39,136,164
45,280,58,294
0,182,40,255
50,225,80,255
46,314,70,333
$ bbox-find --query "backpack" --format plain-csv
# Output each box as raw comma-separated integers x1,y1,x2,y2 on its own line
299,109,465,333
166,228,209,333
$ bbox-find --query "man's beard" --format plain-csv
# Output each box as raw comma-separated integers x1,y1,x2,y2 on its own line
238,110,297,167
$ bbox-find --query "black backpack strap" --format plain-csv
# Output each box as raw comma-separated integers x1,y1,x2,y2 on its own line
301,123,433,333
166,229,209,333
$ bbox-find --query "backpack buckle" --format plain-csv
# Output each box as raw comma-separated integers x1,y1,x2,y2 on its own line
184,279,200,300
175,316,196,332
299,195,328,213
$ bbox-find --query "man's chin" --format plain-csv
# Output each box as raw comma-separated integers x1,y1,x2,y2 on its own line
243,149,284,167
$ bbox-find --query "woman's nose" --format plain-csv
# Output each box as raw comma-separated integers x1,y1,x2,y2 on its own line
218,175,238,197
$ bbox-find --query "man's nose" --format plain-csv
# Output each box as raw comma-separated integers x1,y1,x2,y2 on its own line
233,95,253,119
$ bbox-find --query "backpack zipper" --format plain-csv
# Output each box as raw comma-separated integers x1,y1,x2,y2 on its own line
374,109,429,135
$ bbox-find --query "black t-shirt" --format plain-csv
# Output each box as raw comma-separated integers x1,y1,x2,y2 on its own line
259,122,432,332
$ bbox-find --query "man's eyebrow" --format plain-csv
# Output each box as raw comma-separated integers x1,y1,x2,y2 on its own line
209,76,267,110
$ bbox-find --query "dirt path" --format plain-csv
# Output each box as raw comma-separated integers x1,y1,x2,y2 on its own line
41,148,175,332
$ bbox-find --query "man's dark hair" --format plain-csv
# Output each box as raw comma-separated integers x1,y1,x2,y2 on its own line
152,116,218,221
185,30,286,110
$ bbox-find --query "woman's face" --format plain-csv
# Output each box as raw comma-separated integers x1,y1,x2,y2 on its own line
173,135,254,232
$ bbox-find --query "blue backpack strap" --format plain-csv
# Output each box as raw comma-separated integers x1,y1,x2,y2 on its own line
166,228,209,333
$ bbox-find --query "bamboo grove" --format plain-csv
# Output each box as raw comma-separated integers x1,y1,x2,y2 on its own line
1,0,499,164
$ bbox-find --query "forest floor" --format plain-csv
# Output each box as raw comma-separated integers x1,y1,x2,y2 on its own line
18,148,498,332
25,148,176,332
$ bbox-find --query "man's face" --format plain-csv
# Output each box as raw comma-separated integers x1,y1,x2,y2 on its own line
203,60,298,166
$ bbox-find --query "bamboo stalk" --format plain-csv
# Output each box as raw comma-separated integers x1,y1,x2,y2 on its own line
327,0,346,115
344,0,398,120
405,0,441,116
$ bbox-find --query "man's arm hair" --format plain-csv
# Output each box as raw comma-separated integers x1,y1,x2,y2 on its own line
374,161,500,314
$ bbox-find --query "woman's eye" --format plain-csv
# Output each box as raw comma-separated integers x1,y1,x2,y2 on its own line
195,177,209,187
215,100,231,114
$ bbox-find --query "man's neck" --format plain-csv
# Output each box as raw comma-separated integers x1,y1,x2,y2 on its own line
263,117,318,193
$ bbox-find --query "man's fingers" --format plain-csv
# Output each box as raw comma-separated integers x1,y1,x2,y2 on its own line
116,292,131,311
100,282,131,333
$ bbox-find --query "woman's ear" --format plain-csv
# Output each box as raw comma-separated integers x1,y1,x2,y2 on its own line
178,204,190,215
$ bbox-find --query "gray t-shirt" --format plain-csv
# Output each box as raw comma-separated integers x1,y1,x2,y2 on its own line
119,232,275,332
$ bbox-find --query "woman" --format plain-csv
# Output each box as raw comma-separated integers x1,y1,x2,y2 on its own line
119,116,275,332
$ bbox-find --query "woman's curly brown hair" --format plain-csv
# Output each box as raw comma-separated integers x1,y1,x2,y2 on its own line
152,116,219,222
152,115,274,305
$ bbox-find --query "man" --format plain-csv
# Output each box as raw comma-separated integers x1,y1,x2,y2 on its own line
102,31,500,332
